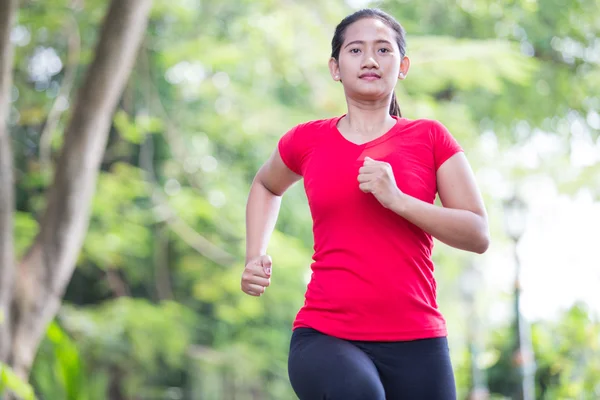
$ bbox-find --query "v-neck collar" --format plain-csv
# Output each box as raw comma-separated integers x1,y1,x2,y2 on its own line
330,114,404,147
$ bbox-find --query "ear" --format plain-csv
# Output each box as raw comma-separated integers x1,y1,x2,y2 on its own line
398,56,410,80
329,57,341,82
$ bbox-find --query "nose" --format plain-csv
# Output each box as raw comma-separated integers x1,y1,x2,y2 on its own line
361,52,379,69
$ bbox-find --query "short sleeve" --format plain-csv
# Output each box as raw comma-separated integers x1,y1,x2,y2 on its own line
430,120,463,171
277,124,304,176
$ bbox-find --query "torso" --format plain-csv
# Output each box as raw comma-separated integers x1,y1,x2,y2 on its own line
279,115,460,341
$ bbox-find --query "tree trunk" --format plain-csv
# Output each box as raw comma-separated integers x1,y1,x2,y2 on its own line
4,0,153,379
108,366,128,400
0,0,18,363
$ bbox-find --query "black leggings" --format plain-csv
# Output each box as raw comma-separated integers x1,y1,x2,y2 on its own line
288,328,456,400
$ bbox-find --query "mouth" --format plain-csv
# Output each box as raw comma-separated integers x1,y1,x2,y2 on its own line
359,73,381,81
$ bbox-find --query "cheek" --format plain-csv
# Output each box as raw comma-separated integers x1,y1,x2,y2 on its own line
385,59,401,76
338,58,355,74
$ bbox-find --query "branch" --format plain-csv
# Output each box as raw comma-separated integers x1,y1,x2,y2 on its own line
139,131,236,267
140,49,241,242
162,207,236,266
136,48,236,266
106,268,131,298
162,209,236,266
39,11,81,172
0,0,18,363
140,48,204,193
154,223,174,301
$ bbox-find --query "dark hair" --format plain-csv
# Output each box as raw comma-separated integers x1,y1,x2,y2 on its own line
331,8,406,117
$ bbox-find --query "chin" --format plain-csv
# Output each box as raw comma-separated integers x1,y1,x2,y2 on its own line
351,88,388,102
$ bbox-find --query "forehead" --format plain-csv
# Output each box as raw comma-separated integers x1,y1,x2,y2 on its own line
343,18,396,43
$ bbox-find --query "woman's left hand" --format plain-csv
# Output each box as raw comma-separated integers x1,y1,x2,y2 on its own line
358,157,405,209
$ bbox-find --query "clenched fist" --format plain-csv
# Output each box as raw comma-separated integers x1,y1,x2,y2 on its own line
241,254,272,296
358,157,404,209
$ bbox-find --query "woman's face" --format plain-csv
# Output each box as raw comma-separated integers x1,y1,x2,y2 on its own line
330,18,408,102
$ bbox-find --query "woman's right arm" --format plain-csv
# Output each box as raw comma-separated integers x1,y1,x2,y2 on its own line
242,148,301,296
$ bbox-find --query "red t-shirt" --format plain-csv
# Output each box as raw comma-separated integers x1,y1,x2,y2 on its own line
277,115,463,341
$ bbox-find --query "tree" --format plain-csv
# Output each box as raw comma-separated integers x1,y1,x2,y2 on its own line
0,0,18,366
0,0,153,381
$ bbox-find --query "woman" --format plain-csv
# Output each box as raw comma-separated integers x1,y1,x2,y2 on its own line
241,8,489,400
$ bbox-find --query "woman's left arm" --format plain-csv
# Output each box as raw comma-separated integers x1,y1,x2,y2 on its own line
388,153,490,253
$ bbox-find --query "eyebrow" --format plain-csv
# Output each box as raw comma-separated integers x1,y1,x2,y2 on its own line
344,39,393,48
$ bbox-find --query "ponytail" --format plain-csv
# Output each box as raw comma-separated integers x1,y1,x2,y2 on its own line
389,92,401,117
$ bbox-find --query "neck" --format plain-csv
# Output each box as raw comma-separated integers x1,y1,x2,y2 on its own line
343,98,396,136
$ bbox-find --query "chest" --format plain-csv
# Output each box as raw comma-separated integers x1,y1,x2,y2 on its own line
303,134,438,215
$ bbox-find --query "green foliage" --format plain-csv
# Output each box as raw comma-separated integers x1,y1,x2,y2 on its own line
31,299,197,399
532,305,600,399
486,304,600,399
31,322,105,400
83,163,153,270
8,0,600,398
13,212,38,258
59,299,197,374
113,111,163,144
0,363,36,400
407,36,538,94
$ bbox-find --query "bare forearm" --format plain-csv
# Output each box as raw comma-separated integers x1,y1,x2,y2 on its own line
389,194,489,254
245,179,282,263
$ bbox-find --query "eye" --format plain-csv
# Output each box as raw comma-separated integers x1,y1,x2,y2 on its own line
349,48,361,54
379,48,391,54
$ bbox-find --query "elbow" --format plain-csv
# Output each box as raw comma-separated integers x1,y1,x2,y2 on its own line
474,237,490,254
469,214,490,254
473,229,490,254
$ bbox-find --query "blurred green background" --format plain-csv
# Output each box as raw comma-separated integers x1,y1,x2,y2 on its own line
1,0,600,399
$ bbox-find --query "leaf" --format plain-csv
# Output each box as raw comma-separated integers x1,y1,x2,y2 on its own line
113,110,159,144
0,363,37,400
14,212,40,258
408,36,538,94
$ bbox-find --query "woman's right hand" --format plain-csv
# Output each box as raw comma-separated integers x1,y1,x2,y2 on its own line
241,255,272,296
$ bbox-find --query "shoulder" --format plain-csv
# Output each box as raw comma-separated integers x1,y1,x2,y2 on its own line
279,116,338,149
425,119,452,134
287,117,338,137
278,117,337,175
399,118,447,132
399,118,455,141
278,116,337,151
